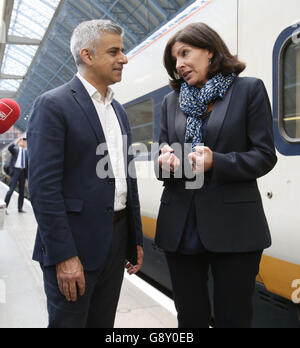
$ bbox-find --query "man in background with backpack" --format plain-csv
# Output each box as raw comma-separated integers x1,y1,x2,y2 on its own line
4,137,28,213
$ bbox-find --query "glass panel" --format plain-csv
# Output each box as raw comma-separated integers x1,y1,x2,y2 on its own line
2,45,38,76
9,0,60,39
282,38,300,139
1,0,60,76
125,99,154,154
0,79,22,91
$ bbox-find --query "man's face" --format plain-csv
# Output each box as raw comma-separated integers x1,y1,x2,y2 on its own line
91,33,128,86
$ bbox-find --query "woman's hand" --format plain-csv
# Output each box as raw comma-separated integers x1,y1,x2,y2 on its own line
188,146,214,174
158,145,181,173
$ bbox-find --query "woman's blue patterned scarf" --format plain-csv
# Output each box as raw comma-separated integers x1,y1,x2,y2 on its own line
180,73,236,151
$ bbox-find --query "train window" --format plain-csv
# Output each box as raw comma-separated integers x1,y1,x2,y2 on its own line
280,37,300,140
125,99,154,155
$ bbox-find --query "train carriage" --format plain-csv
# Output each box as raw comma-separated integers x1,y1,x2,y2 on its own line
112,0,300,328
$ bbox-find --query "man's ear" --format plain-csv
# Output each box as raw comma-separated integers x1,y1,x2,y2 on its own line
80,48,93,66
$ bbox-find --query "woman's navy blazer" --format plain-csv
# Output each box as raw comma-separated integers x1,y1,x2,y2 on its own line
155,77,277,253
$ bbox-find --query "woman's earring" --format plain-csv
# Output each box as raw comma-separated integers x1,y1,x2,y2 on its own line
209,58,212,65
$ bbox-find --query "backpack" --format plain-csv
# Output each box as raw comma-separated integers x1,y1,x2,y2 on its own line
3,156,11,176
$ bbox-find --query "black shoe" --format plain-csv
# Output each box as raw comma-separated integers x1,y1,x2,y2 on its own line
18,209,26,213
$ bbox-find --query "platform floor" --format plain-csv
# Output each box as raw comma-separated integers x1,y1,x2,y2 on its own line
0,182,177,328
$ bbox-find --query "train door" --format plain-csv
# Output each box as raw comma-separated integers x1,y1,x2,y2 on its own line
238,0,300,327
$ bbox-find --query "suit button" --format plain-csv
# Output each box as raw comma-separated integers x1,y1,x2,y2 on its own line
109,179,115,185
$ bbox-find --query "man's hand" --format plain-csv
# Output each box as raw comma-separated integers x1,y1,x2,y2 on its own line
158,145,181,173
56,256,86,302
15,137,23,145
126,246,144,275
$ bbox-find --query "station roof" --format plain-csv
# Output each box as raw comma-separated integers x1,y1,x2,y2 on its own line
0,0,194,132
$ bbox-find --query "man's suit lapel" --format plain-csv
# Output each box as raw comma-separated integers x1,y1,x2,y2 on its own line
70,76,129,143
69,76,130,181
111,100,130,177
69,76,106,144
112,100,129,136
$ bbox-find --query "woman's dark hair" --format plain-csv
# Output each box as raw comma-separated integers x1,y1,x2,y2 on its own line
164,22,246,91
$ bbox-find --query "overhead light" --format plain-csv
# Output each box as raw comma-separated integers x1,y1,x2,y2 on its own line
0,0,6,44
0,21,6,44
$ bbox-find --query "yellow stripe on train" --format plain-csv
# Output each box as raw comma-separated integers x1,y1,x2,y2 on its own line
141,216,300,303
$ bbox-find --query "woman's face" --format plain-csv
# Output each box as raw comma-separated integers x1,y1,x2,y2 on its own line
171,41,213,88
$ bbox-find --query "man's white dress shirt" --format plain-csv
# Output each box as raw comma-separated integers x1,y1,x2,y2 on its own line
14,147,26,169
77,73,127,212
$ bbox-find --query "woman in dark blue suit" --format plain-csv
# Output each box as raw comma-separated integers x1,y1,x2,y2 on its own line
155,23,277,328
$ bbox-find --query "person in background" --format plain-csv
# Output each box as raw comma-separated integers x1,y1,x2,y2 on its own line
27,19,143,328
4,137,28,213
156,22,277,328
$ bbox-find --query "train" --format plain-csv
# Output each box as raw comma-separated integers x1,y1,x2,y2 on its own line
1,0,299,328
112,0,300,328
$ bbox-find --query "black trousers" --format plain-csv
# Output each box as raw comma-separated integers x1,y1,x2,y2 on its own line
165,250,262,328
5,168,26,210
42,214,128,328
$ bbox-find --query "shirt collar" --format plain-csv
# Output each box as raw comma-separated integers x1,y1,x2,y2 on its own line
76,72,114,104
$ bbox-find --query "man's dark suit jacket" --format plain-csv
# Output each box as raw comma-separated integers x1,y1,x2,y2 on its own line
8,144,28,178
27,76,143,271
155,77,277,253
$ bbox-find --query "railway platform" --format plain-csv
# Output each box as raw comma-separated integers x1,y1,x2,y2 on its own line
0,182,177,328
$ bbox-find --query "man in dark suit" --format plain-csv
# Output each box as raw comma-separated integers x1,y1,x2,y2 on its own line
27,19,143,328
4,137,28,213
